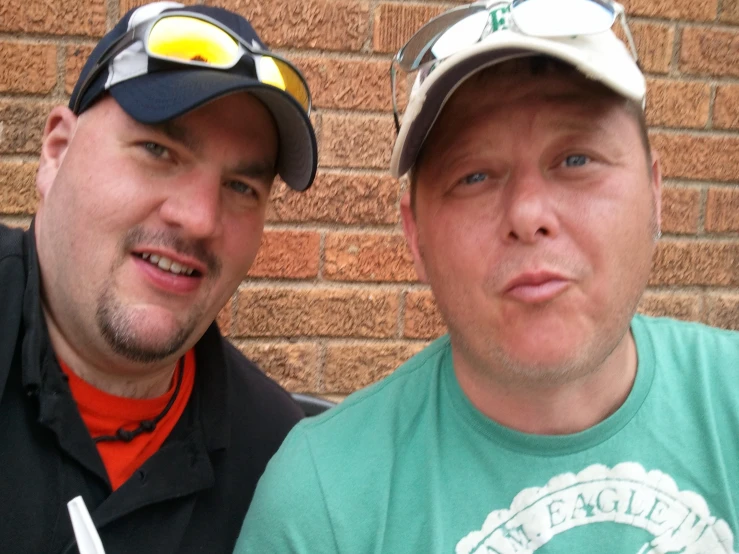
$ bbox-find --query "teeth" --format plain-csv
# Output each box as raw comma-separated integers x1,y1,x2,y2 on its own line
138,253,196,276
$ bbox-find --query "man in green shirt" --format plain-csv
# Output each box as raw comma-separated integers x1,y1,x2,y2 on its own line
235,1,739,552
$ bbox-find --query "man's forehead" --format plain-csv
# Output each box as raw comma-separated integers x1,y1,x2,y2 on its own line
416,68,633,167
77,94,277,171
450,59,619,110
438,70,622,133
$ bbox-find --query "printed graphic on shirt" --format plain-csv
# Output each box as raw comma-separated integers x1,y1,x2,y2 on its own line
456,462,736,554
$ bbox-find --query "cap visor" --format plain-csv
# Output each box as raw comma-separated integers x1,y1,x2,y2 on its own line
110,69,317,191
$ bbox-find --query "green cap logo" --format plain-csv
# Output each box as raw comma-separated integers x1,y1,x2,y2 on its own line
489,5,512,32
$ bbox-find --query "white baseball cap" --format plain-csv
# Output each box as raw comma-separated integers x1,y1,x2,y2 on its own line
390,1,646,178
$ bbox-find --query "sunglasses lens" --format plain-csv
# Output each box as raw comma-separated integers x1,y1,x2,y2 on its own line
257,56,310,111
146,16,310,113
430,11,490,60
396,3,490,71
512,0,615,37
148,16,239,67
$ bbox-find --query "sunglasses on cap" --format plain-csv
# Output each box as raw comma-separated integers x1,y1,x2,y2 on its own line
72,11,312,115
390,0,638,132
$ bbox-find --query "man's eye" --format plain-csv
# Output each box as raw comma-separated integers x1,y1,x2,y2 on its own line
227,180,257,197
143,142,169,158
460,172,488,185
562,154,590,168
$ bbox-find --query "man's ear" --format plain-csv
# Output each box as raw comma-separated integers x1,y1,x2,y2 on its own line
650,149,662,232
36,106,78,201
400,190,428,283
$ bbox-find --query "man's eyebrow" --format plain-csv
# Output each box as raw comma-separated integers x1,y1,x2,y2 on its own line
145,120,277,184
542,96,618,133
232,161,277,186
150,120,203,153
549,117,611,136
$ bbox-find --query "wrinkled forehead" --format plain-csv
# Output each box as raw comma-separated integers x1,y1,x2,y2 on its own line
451,56,622,111
433,60,626,134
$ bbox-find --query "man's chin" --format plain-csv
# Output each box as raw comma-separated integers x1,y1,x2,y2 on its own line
105,330,189,363
97,310,195,364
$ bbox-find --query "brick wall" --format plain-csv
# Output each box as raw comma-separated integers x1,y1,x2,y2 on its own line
1,0,737,399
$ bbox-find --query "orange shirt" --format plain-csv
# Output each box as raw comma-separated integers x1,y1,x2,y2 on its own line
59,350,196,490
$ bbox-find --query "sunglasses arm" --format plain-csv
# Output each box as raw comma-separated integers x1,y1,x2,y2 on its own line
613,3,638,62
71,28,137,113
390,61,402,134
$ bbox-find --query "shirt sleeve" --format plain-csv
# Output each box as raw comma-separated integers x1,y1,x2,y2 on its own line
233,424,339,553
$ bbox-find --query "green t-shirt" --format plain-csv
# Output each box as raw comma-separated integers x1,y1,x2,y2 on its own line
235,315,739,553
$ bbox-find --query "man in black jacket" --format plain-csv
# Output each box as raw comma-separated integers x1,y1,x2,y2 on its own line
0,2,317,552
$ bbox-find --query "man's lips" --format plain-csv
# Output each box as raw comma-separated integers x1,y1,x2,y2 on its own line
132,253,204,296
132,249,207,278
503,271,571,303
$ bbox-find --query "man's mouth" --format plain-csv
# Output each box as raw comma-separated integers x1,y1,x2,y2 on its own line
134,252,200,277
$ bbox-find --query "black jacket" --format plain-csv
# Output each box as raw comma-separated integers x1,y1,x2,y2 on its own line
0,224,303,553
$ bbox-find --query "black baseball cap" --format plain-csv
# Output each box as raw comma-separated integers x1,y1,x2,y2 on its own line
69,1,317,191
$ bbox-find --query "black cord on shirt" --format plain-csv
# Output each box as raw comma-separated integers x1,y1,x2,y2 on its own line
93,358,184,443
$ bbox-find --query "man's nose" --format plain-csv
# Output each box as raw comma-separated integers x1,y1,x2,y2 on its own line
501,169,560,244
158,170,223,240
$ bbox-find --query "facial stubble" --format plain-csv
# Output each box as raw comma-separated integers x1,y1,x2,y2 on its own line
96,227,222,364
416,193,659,389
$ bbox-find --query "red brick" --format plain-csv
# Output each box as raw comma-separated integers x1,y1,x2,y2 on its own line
393,70,414,114
637,291,701,322
234,287,399,338
714,85,739,130
680,27,739,78
622,0,716,20
631,22,675,74
650,133,739,182
0,101,50,155
65,45,94,95
216,300,233,337
324,232,416,282
210,0,370,51
649,240,738,286
319,114,394,169
323,342,425,392
298,56,400,112
120,0,198,13
237,342,319,391
722,0,739,24
660,186,701,235
704,294,739,330
0,162,38,215
645,79,710,128
267,174,400,225
247,230,320,279
705,188,739,233
404,289,446,339
0,0,106,36
373,3,446,54
0,42,56,94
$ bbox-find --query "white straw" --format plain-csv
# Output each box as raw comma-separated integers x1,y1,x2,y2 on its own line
67,496,107,554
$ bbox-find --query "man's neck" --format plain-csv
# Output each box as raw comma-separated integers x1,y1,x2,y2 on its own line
453,331,638,435
43,308,179,399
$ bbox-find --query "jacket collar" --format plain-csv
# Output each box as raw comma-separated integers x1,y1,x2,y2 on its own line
191,324,230,452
